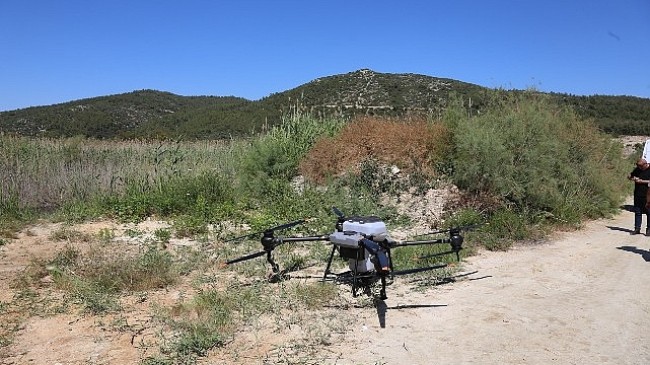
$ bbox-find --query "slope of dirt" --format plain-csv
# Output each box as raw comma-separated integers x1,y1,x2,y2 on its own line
1,202,650,365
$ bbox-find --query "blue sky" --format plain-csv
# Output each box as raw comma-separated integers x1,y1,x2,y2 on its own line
1,0,648,111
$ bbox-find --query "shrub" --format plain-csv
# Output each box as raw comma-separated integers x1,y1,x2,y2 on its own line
299,116,451,184
444,92,627,225
238,111,345,191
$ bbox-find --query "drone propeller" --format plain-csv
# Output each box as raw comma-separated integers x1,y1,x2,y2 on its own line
391,263,448,276
331,206,349,232
225,250,267,265
224,219,307,242
418,249,457,261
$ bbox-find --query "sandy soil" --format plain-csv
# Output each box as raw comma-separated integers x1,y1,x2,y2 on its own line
320,203,650,365
1,202,650,365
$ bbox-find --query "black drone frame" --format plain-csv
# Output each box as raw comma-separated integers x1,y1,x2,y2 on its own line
225,208,476,300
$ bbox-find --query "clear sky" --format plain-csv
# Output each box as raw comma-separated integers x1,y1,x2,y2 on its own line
1,0,649,111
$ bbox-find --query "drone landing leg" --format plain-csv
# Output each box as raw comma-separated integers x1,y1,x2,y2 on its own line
322,245,337,281
379,276,387,300
266,251,280,275
352,255,360,298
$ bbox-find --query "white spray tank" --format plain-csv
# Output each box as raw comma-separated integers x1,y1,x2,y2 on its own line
329,216,387,273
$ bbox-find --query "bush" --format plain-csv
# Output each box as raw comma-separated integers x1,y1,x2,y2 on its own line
444,92,628,225
299,116,451,184
238,111,345,191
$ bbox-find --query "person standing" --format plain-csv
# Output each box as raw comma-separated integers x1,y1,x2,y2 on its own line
628,158,650,235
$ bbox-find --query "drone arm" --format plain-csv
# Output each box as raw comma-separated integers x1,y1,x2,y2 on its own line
277,235,331,243
392,238,450,247
225,250,267,265
392,263,448,276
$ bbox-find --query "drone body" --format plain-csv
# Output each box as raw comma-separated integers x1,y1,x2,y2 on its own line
329,215,388,273
225,207,478,300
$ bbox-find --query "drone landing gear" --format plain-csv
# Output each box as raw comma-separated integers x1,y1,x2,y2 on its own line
265,251,291,283
322,269,391,300
322,242,391,300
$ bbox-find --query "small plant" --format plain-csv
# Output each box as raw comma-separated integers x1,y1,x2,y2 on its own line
154,228,171,244
48,245,80,275
173,215,207,238
32,243,180,314
124,228,143,238
97,228,115,243
70,280,120,314
49,227,91,242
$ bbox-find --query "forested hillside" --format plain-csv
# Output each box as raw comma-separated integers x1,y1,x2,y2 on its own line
1,69,649,139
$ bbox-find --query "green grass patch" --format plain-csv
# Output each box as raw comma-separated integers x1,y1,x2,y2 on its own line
32,244,180,314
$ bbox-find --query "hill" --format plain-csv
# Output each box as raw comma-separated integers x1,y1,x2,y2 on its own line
1,69,649,139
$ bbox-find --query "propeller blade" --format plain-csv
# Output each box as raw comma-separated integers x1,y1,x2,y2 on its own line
333,273,377,283
418,250,457,260
392,239,447,247
415,228,451,237
224,219,307,242
458,223,484,232
224,231,260,243
269,219,307,232
225,250,266,265
391,264,448,276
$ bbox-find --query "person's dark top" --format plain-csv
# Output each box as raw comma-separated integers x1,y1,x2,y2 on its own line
630,167,650,197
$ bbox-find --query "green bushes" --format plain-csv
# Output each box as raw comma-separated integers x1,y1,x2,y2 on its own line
239,111,345,191
443,92,628,243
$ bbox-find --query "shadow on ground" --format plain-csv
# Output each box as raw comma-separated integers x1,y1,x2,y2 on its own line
617,246,650,262
607,225,636,234
620,204,636,213
374,300,447,328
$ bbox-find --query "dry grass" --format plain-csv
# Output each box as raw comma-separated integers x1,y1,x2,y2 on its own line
298,116,451,183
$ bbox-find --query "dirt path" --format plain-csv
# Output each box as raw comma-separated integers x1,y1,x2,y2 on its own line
319,205,650,365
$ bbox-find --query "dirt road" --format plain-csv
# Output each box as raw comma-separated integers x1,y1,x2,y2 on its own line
320,205,650,365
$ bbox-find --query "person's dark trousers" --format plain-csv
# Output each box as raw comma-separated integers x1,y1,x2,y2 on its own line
633,195,649,232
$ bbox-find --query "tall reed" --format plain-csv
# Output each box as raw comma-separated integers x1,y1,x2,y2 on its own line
0,136,244,217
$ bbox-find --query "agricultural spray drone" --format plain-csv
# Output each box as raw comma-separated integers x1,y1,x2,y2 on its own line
224,207,479,300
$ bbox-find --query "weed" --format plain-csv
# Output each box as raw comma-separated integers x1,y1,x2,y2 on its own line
141,356,174,365
48,245,80,274
446,92,627,225
70,279,120,314
154,228,171,244
291,282,339,310
20,243,181,314
49,226,91,242
173,215,208,238
125,228,143,238
97,228,115,243
298,116,448,185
